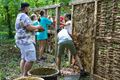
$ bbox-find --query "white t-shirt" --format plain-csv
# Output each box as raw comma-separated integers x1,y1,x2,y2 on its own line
58,29,72,44
64,20,72,35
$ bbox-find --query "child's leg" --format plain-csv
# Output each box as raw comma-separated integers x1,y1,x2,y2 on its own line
56,43,64,72
66,49,72,65
38,40,46,58
73,54,88,77
56,56,61,71
68,40,83,69
74,54,83,70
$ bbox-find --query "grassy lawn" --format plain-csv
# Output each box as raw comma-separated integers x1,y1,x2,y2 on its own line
0,39,41,80
0,43,20,80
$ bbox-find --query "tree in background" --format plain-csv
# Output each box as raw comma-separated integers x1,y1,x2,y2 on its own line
0,0,22,38
0,0,72,38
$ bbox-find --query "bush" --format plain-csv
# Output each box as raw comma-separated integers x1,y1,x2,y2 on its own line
0,32,8,39
0,31,15,44
0,70,5,80
0,32,15,44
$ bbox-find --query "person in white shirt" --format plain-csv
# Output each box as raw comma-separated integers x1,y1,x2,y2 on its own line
61,13,72,35
56,29,85,76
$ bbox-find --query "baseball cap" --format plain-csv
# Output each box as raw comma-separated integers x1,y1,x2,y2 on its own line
19,2,30,10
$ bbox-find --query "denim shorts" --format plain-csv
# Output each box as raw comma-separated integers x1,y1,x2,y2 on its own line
57,40,76,57
16,43,36,62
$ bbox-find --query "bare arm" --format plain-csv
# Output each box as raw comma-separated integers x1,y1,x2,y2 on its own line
26,25,44,32
60,22,70,26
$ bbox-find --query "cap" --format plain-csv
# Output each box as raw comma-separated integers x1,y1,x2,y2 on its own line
19,2,30,10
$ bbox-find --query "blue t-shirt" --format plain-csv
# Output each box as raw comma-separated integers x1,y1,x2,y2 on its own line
37,16,52,40
32,20,40,26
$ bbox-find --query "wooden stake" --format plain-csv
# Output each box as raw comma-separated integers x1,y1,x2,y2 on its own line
55,7,60,61
44,9,48,17
68,5,74,65
91,0,98,75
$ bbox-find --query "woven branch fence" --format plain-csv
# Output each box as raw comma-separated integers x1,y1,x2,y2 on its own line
71,0,120,80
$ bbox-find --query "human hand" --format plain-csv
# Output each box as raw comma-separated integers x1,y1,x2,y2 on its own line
38,26,44,32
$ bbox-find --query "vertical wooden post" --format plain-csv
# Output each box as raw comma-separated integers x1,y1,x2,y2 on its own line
71,5,74,36
55,7,60,60
68,5,74,65
44,9,48,17
91,0,98,75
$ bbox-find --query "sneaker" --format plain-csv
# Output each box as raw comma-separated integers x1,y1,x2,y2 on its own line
80,69,87,77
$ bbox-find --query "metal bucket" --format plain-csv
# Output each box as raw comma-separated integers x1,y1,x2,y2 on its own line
14,76,44,80
28,68,59,80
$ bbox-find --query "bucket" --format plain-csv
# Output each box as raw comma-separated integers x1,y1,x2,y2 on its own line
28,68,59,80
14,76,44,80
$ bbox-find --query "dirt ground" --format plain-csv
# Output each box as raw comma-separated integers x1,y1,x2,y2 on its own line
0,44,90,80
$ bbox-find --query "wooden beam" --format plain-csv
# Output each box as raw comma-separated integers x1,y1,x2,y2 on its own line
55,7,60,60
41,4,61,9
91,0,98,75
31,3,63,11
44,9,48,17
71,5,74,34
67,5,74,65
69,0,100,5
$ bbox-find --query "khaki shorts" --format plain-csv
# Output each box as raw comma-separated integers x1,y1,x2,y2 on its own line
16,43,36,62
57,40,76,57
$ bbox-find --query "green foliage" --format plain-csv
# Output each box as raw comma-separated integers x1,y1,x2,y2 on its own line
0,69,5,80
0,31,15,45
0,0,72,38
0,31,9,39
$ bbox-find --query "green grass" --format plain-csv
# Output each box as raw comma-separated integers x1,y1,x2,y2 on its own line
0,43,20,80
0,39,91,80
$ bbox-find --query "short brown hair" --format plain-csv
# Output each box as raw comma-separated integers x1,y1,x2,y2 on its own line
40,10,44,16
